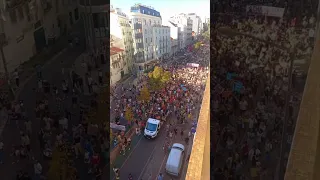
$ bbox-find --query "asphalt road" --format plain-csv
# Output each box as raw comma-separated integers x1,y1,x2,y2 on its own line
0,43,91,179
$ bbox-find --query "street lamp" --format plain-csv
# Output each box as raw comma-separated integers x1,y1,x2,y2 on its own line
217,27,296,180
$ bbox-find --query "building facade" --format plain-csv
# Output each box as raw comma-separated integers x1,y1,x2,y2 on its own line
187,13,202,36
130,4,164,74
0,0,79,74
169,14,193,49
78,0,109,61
110,46,125,85
152,25,170,60
110,7,134,74
164,20,181,55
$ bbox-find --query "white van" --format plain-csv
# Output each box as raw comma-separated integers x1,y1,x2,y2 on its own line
144,118,161,139
165,143,185,177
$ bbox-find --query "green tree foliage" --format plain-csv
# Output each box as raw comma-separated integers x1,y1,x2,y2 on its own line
125,106,134,122
138,86,151,102
148,66,171,91
194,41,202,49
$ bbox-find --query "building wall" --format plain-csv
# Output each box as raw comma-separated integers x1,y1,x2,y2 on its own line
0,0,79,73
130,4,162,64
110,51,127,85
110,8,134,73
169,14,193,49
152,26,170,59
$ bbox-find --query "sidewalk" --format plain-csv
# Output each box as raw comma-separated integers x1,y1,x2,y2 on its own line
110,134,142,179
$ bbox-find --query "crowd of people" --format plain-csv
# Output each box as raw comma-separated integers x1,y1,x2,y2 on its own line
0,46,108,180
110,43,209,179
212,0,317,179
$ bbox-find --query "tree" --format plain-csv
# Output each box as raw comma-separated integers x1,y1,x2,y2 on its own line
194,42,202,49
148,66,172,91
125,106,134,122
138,86,151,101
161,71,171,83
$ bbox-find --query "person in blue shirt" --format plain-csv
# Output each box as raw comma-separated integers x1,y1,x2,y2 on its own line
157,173,164,180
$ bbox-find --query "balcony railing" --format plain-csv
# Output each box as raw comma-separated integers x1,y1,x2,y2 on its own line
185,75,210,180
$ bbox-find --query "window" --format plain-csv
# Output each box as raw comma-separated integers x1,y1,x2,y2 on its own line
144,19,146,25
145,38,147,43
145,29,147,34
149,19,151,25
151,38,152,42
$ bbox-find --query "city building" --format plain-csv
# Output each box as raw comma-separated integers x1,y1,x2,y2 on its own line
163,20,181,55
169,13,193,49
187,13,202,36
0,0,80,74
78,0,109,61
110,7,134,77
152,25,171,60
109,45,125,85
130,4,170,74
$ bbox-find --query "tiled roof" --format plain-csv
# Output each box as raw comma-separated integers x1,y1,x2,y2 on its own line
110,47,124,56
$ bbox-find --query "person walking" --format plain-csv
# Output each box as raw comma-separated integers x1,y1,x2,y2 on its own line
157,173,164,180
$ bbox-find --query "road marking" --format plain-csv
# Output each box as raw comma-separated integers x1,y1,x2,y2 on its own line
120,135,143,168
156,154,167,179
153,134,174,179
137,145,157,180
112,135,143,180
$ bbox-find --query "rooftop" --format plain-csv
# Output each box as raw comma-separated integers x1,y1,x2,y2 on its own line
110,47,124,56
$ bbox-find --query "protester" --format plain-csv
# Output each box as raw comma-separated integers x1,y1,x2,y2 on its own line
212,0,316,178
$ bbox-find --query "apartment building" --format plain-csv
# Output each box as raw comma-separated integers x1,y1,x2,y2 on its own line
169,13,193,49
187,13,202,36
78,0,109,63
110,7,134,84
152,25,171,60
163,20,181,55
130,4,165,74
0,0,79,73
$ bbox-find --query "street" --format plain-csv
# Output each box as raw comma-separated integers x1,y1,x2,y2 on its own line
0,40,104,179
112,113,195,180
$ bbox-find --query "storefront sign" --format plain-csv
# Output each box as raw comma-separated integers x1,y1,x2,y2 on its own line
246,5,285,17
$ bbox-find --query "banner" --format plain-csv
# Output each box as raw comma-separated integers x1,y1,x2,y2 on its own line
246,5,285,18
187,63,199,67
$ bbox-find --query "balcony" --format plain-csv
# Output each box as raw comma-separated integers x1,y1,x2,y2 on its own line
135,33,143,39
133,23,142,29
136,42,143,49
185,75,210,180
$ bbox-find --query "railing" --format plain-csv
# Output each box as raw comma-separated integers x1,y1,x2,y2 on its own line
185,75,210,180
